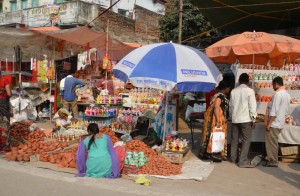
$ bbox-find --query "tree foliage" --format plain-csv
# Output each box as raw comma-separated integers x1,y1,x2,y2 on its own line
159,0,219,49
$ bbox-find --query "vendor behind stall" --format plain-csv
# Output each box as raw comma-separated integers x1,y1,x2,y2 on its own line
53,108,78,133
97,71,114,95
60,74,85,117
0,70,12,131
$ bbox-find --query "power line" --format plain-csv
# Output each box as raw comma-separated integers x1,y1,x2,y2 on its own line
182,5,300,43
194,1,300,10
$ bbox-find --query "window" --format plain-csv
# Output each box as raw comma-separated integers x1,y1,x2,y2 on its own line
118,8,127,16
21,0,28,9
32,0,39,7
10,1,17,11
0,3,3,13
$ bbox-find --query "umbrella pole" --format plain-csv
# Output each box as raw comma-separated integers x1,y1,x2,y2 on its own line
105,18,109,91
162,96,168,142
18,47,22,114
252,54,255,88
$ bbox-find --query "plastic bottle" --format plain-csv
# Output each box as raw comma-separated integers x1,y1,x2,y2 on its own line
251,155,262,167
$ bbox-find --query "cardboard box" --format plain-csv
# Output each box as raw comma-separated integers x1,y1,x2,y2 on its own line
279,146,300,163
279,155,300,163
280,146,299,156
162,149,191,164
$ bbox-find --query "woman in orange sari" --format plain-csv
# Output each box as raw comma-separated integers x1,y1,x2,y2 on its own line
199,80,231,162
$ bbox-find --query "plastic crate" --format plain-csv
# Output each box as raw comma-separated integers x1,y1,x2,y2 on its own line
122,164,139,175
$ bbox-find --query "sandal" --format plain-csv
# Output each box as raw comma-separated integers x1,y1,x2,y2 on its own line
262,161,278,167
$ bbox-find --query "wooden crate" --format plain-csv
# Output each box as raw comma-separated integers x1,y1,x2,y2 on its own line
161,149,191,164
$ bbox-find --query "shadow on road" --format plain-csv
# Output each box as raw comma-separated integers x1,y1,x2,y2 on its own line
257,162,300,189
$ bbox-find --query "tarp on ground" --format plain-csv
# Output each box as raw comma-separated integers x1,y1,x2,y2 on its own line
130,157,215,181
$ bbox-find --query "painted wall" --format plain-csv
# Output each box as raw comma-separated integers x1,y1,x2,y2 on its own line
0,1,161,44
1,0,51,12
1,0,164,18
81,0,165,17
0,1,98,27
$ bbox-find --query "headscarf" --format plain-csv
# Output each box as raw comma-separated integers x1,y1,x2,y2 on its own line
58,108,71,116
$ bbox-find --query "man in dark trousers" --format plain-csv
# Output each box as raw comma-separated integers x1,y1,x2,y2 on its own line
229,73,257,168
61,74,85,117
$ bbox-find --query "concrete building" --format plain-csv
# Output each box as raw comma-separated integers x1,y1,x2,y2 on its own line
0,0,165,26
83,0,165,18
0,0,165,43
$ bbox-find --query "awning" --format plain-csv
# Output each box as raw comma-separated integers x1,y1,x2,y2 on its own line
0,26,135,62
38,26,134,51
125,43,144,48
30,26,60,31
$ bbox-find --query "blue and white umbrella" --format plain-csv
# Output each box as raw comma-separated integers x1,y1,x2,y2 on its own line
113,42,222,92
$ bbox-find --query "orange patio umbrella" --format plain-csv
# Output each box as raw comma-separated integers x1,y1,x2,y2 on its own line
206,31,300,67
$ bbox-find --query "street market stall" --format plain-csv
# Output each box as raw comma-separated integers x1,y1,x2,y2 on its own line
112,42,222,172
1,41,222,180
228,63,300,146
206,31,300,162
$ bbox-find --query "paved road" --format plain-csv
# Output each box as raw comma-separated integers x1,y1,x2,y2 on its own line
0,157,299,196
0,159,155,196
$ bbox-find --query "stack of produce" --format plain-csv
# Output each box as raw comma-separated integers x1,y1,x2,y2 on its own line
99,126,119,143
28,129,45,143
125,140,157,157
9,121,32,146
40,144,78,168
4,129,78,168
125,140,182,176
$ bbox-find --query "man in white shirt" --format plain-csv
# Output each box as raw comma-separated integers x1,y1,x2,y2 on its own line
229,73,257,168
264,76,291,167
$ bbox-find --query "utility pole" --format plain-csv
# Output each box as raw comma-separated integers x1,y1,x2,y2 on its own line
178,0,183,44
176,0,183,132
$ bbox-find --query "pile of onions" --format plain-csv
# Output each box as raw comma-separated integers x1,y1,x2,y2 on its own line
139,155,182,176
40,145,78,168
99,126,119,143
28,129,46,143
9,121,32,147
125,140,182,176
5,129,78,168
125,140,157,157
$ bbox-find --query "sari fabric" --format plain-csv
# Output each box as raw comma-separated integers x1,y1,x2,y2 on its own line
199,93,229,159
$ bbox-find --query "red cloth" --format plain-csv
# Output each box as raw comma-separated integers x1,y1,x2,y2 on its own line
96,78,105,88
114,146,126,172
97,79,114,95
205,89,216,110
54,84,58,113
0,76,10,99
